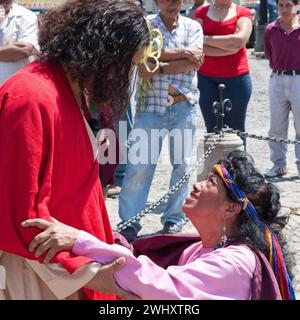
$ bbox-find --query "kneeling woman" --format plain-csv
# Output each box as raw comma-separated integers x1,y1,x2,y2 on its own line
22,151,295,300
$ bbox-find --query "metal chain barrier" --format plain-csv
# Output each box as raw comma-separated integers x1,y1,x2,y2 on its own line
116,130,225,232
224,127,300,145
116,128,300,232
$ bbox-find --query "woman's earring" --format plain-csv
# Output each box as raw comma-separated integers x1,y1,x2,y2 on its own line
83,88,91,96
220,225,227,246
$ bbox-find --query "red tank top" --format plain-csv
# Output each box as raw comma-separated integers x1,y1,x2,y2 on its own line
195,5,252,78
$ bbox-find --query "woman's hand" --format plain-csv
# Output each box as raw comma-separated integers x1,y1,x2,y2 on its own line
22,218,80,263
87,257,140,300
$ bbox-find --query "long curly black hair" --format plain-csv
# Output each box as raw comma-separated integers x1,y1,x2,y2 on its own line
219,150,295,279
38,0,150,121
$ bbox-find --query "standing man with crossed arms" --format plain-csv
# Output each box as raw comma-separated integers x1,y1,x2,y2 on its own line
0,0,38,85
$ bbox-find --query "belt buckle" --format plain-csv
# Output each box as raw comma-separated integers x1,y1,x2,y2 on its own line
167,95,174,107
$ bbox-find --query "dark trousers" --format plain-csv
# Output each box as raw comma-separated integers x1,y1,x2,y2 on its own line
114,104,134,186
197,73,252,133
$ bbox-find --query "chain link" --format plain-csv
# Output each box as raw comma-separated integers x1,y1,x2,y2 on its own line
116,131,225,232
116,129,300,232
224,128,300,145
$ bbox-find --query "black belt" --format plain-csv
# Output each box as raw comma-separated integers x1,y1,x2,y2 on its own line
273,70,300,75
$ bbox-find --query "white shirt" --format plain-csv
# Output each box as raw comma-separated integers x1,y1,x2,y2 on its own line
0,4,38,85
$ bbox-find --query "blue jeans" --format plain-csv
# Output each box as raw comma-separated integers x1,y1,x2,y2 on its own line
114,104,134,187
118,100,197,232
255,4,278,23
198,73,252,133
267,4,278,23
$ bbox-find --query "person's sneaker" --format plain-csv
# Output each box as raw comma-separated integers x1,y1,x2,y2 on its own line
264,166,287,178
162,222,183,234
107,185,121,198
119,226,138,243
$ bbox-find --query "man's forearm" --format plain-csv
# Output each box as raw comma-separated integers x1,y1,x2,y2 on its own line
0,44,34,62
160,59,197,74
139,55,200,80
160,48,182,62
160,47,202,64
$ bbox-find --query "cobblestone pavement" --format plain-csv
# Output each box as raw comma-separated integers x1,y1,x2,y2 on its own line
106,51,300,299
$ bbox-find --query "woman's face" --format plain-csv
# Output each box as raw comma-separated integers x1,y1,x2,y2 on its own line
182,172,232,220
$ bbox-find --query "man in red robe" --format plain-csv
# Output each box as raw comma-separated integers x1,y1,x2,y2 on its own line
0,0,149,300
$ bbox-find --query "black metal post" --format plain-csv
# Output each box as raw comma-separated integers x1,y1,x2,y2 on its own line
213,84,232,133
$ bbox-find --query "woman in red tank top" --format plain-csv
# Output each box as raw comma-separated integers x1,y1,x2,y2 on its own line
194,0,253,135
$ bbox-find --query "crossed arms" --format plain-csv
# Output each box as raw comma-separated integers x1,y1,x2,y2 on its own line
0,41,36,62
139,46,204,80
195,16,252,57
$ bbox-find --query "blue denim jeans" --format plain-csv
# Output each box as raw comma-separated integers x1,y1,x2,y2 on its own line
197,73,252,133
114,104,134,187
118,100,197,232
267,4,278,23
255,4,278,24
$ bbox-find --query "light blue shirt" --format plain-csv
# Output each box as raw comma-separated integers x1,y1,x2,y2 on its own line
138,13,203,115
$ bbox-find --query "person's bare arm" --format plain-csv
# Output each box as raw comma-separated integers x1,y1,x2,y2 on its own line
203,44,239,56
0,41,34,62
204,17,252,51
194,17,235,56
160,46,204,66
160,59,200,73
139,59,199,81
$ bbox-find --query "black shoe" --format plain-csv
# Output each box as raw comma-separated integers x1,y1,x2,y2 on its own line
162,222,182,234
119,226,138,243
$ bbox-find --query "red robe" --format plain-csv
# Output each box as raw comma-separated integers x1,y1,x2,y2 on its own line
0,61,116,300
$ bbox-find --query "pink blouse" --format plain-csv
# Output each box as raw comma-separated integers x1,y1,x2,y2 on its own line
73,231,256,300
